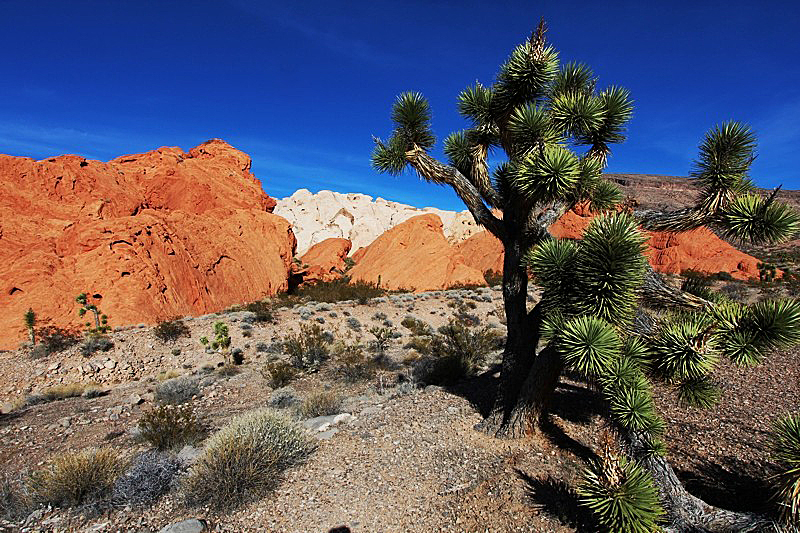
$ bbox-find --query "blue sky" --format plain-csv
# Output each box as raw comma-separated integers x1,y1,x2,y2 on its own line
1,0,798,210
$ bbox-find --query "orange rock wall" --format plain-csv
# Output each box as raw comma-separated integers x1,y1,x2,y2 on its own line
299,238,352,283
348,214,485,291
0,140,295,349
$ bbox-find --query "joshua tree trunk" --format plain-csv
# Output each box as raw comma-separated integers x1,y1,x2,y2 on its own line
625,430,768,532
28,327,35,346
476,236,564,438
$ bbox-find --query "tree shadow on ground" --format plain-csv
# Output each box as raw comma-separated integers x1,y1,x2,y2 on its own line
676,456,780,516
539,416,598,463
516,469,600,532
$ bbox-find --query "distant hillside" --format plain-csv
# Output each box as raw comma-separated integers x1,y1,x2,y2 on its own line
605,173,800,211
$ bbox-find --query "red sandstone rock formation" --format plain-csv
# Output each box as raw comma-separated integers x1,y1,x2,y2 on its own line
348,214,485,291
0,140,295,349
297,238,352,283
454,231,504,276
548,208,762,280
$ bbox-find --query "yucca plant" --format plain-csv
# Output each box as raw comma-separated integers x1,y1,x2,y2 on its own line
771,413,800,524
373,18,800,531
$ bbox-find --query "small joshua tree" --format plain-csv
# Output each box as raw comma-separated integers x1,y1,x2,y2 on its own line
373,19,800,531
76,293,109,334
24,308,36,345
206,322,232,363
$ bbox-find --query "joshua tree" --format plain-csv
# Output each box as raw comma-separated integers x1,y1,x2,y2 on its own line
373,20,800,531
76,292,109,334
23,308,36,345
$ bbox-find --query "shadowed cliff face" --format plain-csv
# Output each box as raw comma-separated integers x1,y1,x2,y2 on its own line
0,140,296,349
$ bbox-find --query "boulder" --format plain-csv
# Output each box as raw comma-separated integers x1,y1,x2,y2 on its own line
348,214,486,291
453,231,504,277
298,238,352,283
0,140,296,349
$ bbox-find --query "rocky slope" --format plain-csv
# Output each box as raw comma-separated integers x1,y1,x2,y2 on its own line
274,189,481,255
0,140,295,350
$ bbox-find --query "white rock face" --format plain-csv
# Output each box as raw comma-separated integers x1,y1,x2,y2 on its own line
274,189,481,255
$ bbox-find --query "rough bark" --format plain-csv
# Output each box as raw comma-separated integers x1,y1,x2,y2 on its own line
625,429,770,533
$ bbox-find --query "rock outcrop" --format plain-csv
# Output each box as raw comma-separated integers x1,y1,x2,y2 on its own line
454,231,504,275
347,214,485,291
0,140,295,349
297,238,352,284
549,208,762,280
274,189,480,255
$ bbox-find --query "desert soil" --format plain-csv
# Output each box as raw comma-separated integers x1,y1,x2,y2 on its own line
1,282,798,532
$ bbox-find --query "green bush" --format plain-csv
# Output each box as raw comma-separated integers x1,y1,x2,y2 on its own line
297,391,342,419
336,344,376,382
244,300,274,323
401,315,433,336
153,318,191,343
414,320,500,385
34,326,80,355
261,361,298,388
292,277,387,304
29,448,124,508
183,409,315,510
284,323,330,371
79,335,114,357
138,404,204,450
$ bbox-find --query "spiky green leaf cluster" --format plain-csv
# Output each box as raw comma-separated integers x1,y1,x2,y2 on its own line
719,193,800,244
574,213,648,323
692,121,756,209
651,312,720,381
578,455,664,533
771,413,800,523
558,316,621,377
513,144,579,203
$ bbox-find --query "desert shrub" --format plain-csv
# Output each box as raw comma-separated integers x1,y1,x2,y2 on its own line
79,335,114,357
413,320,500,385
244,300,274,323
368,326,395,355
33,326,80,356
29,448,124,508
0,471,29,520
346,317,362,331
231,347,244,365
373,312,388,321
153,318,190,343
171,347,182,356
155,376,200,405
268,386,301,409
336,344,375,382
401,315,433,336
284,323,330,371
113,450,180,507
138,404,204,451
217,363,240,377
405,336,433,355
297,391,342,419
261,361,298,388
183,409,315,510
293,277,385,304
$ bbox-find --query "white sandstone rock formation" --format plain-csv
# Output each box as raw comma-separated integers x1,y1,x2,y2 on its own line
274,189,481,255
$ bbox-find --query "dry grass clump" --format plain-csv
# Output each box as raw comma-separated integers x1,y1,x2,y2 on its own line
0,470,30,520
29,448,124,508
137,404,204,450
155,376,200,405
24,382,95,407
183,409,315,510
297,390,342,419
401,315,433,336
